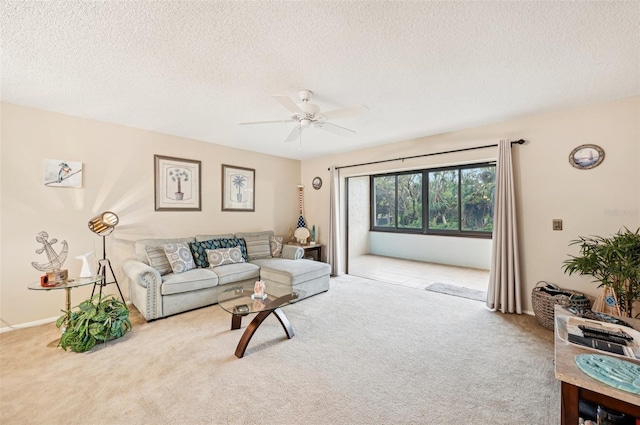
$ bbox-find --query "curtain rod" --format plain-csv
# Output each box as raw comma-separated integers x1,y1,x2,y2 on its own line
328,139,525,171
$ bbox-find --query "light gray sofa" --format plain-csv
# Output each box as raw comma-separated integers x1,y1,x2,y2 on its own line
122,231,330,321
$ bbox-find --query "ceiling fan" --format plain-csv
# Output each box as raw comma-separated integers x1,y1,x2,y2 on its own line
238,90,368,143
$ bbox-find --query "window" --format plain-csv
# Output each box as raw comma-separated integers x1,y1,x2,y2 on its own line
372,172,422,230
371,163,495,237
460,167,495,232
427,169,458,231
372,175,395,228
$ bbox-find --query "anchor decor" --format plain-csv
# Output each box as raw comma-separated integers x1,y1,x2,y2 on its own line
32,231,69,287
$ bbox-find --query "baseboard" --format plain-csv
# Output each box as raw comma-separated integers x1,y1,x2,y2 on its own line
0,301,134,333
0,316,58,333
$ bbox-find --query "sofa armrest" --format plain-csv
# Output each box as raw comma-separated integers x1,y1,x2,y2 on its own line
282,245,304,260
122,259,163,320
123,259,161,288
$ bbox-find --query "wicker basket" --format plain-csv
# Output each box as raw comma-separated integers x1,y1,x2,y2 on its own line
531,281,591,330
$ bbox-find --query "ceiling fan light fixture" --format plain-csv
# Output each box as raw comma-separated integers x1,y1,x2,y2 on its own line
239,89,367,144
300,102,320,115
298,90,313,102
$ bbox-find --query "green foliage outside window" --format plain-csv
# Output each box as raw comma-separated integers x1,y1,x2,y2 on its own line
372,164,495,236
428,170,458,230
373,175,395,227
397,173,422,229
461,167,495,232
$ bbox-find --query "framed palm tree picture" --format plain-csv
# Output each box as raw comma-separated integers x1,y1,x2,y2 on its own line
155,155,201,211
222,164,255,211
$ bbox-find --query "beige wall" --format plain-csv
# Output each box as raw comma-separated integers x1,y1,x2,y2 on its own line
302,96,640,313
1,103,301,327
2,97,638,326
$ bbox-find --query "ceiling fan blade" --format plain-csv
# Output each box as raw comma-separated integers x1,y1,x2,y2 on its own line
284,125,302,142
272,95,303,114
315,121,356,137
321,105,369,120
238,119,294,126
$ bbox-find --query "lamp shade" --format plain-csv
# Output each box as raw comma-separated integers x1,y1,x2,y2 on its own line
88,211,119,236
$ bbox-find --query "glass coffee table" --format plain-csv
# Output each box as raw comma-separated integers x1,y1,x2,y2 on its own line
218,283,305,358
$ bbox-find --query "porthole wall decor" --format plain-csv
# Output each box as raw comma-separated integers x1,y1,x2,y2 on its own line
569,144,604,170
312,177,322,190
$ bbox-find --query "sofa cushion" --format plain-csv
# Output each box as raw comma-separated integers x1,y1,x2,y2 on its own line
252,258,331,286
161,268,219,295
212,238,249,262
145,245,172,275
164,242,196,274
190,239,219,268
134,237,196,264
206,247,244,267
191,238,249,267
195,233,234,242
210,262,260,286
235,231,274,239
244,234,272,260
270,236,283,258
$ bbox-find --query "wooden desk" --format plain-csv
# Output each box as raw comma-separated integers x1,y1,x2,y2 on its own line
554,305,640,424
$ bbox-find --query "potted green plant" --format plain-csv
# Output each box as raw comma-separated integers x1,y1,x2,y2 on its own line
56,294,132,352
562,227,640,317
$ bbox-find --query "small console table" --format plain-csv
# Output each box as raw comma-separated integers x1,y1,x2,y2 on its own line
288,243,323,262
554,305,640,424
28,276,102,332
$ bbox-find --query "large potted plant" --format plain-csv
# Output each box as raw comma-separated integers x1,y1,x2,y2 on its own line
56,294,132,352
562,227,640,317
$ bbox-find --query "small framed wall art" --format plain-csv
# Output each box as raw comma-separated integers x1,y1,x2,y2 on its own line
44,159,83,187
569,144,605,170
222,164,255,212
154,155,201,211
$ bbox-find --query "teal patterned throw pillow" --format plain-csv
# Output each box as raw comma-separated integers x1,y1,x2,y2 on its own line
190,238,249,268
190,240,218,268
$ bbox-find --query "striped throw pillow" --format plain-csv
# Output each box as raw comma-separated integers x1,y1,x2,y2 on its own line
145,245,172,275
244,235,272,260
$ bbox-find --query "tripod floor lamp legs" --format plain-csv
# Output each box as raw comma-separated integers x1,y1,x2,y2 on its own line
92,258,125,302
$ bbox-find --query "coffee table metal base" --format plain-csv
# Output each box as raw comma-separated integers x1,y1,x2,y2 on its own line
232,307,294,358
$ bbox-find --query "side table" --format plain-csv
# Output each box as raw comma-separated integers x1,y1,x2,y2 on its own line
28,276,102,333
288,243,323,262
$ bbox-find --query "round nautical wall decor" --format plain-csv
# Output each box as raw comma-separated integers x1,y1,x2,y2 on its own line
569,144,604,170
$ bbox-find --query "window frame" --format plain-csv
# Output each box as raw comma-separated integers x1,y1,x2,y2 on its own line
370,162,495,239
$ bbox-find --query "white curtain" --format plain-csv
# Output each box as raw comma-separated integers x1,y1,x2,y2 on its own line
486,139,522,314
327,166,341,276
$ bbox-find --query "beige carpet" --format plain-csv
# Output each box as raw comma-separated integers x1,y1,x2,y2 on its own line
0,275,559,424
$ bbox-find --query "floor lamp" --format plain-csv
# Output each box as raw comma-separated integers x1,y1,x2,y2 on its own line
88,211,125,302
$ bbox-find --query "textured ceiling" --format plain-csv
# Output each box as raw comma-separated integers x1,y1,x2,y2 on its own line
2,1,639,160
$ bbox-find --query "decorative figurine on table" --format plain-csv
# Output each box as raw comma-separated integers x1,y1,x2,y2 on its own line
31,231,69,287
251,280,267,300
252,299,266,311
75,251,95,278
